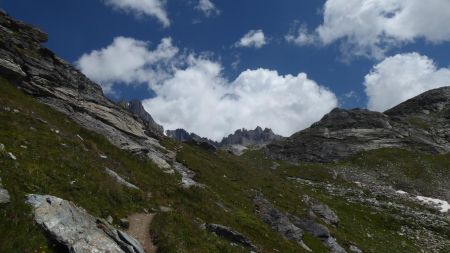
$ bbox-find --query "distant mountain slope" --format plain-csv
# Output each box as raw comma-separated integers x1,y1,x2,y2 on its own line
266,87,450,162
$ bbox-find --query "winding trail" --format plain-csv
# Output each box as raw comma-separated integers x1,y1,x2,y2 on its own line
127,213,157,253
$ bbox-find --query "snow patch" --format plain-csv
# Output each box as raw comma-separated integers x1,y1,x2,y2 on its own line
416,196,450,213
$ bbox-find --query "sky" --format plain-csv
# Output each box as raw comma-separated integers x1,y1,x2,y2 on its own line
2,0,450,140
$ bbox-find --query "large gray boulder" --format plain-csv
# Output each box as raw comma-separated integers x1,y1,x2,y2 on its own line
253,195,308,250
26,194,144,253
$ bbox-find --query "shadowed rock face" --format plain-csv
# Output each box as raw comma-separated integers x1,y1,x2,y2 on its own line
120,100,164,136
205,223,257,251
266,90,450,162
0,11,171,169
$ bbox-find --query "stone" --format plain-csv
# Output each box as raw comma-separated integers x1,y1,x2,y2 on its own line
349,244,363,253
0,177,11,204
311,203,339,226
107,215,114,224
105,168,140,190
205,223,258,251
26,194,144,253
119,218,130,229
253,195,309,251
7,152,16,160
0,143,4,152
0,57,26,78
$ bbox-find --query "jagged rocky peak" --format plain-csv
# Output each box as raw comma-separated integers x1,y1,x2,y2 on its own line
165,128,195,142
119,100,164,135
166,129,219,151
266,88,450,163
220,126,282,147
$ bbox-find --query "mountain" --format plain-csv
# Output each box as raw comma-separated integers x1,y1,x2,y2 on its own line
167,126,282,152
1,11,450,253
266,89,450,162
165,129,219,151
220,126,282,147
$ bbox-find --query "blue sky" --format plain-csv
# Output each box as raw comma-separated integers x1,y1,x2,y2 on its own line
2,0,450,140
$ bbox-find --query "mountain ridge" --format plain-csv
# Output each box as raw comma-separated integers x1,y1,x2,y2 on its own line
266,87,450,162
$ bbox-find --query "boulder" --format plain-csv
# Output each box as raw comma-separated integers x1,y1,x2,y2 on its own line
26,194,144,253
0,177,10,204
311,203,339,226
253,195,309,250
205,223,257,251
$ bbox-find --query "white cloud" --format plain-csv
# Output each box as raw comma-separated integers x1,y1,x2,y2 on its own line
144,60,337,140
196,0,220,16
235,30,267,49
103,0,170,27
293,0,450,58
78,36,337,140
285,23,316,46
364,52,450,111
76,36,178,93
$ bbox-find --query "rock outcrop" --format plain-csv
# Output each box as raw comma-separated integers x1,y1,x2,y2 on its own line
105,168,140,190
119,100,164,136
204,223,257,251
253,195,347,253
26,194,144,253
267,89,450,162
253,195,309,251
0,11,171,170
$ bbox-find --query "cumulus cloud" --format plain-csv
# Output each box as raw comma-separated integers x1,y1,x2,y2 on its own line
78,36,337,140
196,0,220,16
364,52,450,111
235,30,267,49
144,60,337,140
76,36,178,93
103,0,170,27
291,0,450,58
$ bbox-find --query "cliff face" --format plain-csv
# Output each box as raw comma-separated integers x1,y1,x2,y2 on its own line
266,88,450,162
0,11,170,168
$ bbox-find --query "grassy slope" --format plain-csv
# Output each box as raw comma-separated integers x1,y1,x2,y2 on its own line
1,78,448,252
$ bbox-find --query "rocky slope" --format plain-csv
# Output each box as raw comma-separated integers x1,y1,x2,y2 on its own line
267,89,450,162
0,10,173,170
